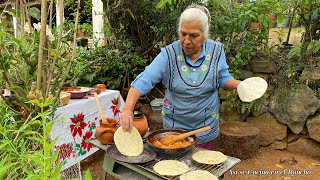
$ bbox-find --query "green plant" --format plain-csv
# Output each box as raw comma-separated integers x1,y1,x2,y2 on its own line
64,0,92,24
278,57,302,84
223,90,240,112
223,89,262,114
79,23,93,37
296,0,320,42
0,0,89,116
288,40,320,64
241,99,262,114
62,19,75,40
103,0,202,59
83,170,93,180
74,42,147,90
0,23,87,114
295,0,320,62
0,28,40,112
288,43,302,60
0,97,62,179
274,28,286,45
207,0,278,71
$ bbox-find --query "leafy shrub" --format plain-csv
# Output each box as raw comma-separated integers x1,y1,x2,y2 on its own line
102,0,281,78
0,98,62,179
207,0,279,72
222,89,263,115
0,20,87,115
103,0,203,60
74,42,147,90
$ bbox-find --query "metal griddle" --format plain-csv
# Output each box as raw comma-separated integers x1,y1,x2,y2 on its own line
107,144,157,163
136,146,240,179
90,139,241,180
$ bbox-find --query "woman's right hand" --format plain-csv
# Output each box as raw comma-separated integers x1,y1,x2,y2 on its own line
120,109,134,132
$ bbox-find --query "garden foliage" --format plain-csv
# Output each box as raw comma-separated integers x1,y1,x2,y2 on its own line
0,98,62,179
0,0,319,178
99,0,279,77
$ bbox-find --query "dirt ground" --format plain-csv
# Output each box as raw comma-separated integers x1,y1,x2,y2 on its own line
224,147,320,180
80,27,319,180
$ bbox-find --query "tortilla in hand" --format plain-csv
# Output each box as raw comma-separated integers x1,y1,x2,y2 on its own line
237,77,268,102
114,126,143,156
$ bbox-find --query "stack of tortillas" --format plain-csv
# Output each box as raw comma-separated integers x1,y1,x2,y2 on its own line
114,126,143,156
192,150,227,165
180,170,218,180
237,77,268,102
153,160,189,176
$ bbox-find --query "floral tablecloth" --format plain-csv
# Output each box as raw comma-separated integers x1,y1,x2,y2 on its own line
50,90,124,170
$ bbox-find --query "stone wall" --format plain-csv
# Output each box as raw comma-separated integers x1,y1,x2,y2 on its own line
220,59,320,158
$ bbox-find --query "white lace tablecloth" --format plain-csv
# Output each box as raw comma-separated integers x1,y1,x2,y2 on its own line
50,90,124,170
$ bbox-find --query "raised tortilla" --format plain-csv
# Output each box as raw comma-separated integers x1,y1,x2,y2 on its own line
114,126,143,157
192,150,227,165
237,77,268,102
153,160,189,176
180,170,219,180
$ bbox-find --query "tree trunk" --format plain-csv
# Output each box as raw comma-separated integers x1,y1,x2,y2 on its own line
213,121,260,160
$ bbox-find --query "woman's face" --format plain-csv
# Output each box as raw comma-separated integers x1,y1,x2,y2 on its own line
179,20,206,57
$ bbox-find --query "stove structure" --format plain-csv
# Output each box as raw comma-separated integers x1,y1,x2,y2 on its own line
90,139,241,180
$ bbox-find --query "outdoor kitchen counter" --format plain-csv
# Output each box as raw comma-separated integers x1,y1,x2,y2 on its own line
90,139,241,180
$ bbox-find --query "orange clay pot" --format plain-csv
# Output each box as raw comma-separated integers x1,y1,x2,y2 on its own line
251,22,260,30
133,115,148,137
96,118,118,144
96,84,106,92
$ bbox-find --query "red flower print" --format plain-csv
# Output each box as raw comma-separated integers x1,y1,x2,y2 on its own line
55,143,73,164
88,121,97,132
81,131,93,152
110,97,121,116
90,122,96,127
70,113,87,138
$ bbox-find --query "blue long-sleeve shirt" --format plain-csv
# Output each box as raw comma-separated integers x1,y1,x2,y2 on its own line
131,40,233,95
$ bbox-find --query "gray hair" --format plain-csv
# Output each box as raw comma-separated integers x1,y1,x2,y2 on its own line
178,5,211,39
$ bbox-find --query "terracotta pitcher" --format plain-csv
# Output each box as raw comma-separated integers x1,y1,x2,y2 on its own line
96,118,118,144
132,106,148,137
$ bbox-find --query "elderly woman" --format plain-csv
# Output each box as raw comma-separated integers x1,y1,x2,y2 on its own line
120,4,241,149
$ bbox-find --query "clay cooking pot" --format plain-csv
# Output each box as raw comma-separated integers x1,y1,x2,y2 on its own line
96,118,118,144
132,107,148,137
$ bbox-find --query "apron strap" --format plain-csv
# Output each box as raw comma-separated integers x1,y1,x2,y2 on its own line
214,44,224,89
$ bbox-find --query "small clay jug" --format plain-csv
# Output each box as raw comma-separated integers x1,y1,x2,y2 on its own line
132,106,148,137
96,118,118,144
